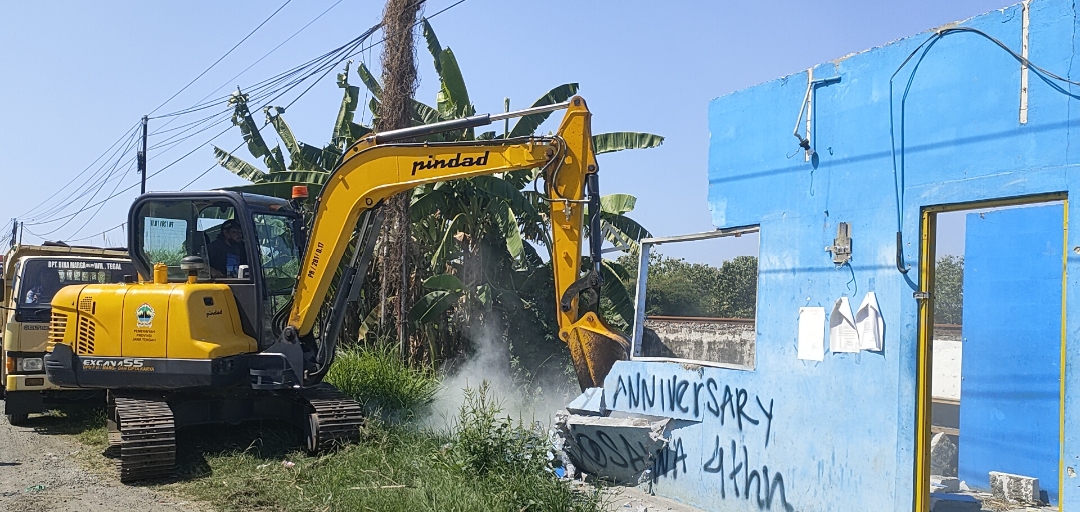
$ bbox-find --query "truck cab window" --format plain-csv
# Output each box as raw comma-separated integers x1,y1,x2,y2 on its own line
18,259,136,309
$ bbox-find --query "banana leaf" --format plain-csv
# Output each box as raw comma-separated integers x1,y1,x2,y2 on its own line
214,147,268,183
592,132,664,155
333,62,362,146
430,212,466,270
600,211,651,249
410,188,447,221
423,273,463,292
421,18,442,74
601,259,635,327
356,303,381,340
435,48,470,119
409,289,462,325
600,193,637,215
508,83,579,138
489,200,525,264
221,181,323,199
266,109,304,167
229,94,285,172
320,143,345,171
260,170,330,186
356,62,382,100
469,175,539,219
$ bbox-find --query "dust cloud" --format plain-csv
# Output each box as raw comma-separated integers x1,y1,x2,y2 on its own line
422,323,578,431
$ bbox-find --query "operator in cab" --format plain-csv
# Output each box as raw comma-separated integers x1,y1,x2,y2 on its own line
24,267,62,304
207,219,248,278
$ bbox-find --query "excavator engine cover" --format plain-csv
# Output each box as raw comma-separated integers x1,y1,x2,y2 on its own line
45,280,256,390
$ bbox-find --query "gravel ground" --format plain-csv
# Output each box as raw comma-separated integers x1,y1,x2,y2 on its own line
0,401,204,512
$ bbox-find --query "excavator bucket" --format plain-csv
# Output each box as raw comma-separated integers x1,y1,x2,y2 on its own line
562,311,631,391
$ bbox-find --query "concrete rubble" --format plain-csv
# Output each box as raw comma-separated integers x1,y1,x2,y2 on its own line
566,387,608,416
930,432,959,477
989,471,1040,505
553,388,673,485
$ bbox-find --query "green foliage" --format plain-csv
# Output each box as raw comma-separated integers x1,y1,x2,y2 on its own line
592,132,665,154
144,247,186,266
325,344,438,419
618,251,758,319
157,409,603,512
715,256,758,319
443,383,544,476
935,255,964,325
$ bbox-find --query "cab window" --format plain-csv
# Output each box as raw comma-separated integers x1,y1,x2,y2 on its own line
134,200,250,281
253,213,300,317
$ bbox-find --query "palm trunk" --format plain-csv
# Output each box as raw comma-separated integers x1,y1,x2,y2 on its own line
375,0,424,361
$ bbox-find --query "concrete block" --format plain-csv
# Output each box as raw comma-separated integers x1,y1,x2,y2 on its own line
930,432,958,477
930,475,960,493
989,471,1040,505
566,387,608,416
556,414,672,484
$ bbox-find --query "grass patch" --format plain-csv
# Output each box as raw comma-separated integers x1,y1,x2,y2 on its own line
166,383,604,511
326,344,438,419
168,418,602,511
56,345,604,511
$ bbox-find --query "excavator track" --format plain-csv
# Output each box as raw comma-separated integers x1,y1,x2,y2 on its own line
110,393,176,483
299,383,364,453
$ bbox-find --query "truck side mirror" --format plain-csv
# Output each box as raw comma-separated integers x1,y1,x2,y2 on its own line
0,277,5,303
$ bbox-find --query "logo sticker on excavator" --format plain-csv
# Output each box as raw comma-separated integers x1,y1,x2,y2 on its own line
411,151,490,175
82,358,154,372
136,303,155,328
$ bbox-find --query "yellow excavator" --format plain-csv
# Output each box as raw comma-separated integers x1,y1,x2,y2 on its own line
44,96,629,482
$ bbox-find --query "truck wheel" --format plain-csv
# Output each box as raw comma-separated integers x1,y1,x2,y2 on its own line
6,413,29,426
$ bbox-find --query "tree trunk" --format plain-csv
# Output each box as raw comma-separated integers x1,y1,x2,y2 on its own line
376,0,423,361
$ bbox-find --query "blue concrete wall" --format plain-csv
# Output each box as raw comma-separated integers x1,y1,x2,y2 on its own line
604,0,1080,510
959,205,1062,502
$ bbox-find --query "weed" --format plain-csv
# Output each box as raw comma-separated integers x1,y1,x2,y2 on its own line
326,343,438,420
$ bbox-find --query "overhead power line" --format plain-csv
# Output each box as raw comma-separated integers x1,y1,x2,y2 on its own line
23,0,469,243
148,0,294,116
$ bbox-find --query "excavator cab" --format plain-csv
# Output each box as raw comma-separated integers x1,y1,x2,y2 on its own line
127,191,304,350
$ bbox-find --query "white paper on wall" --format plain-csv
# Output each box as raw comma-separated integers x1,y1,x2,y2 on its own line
855,291,884,351
829,297,860,353
797,307,826,361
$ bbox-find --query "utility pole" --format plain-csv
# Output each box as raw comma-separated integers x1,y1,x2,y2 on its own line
138,115,148,194
376,0,424,361
9,219,16,249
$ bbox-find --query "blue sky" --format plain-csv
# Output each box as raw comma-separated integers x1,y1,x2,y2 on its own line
0,0,1010,262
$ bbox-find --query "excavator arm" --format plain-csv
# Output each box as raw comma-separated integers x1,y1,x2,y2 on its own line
283,97,628,390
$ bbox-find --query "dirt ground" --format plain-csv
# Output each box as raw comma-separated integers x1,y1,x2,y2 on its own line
0,400,203,512
603,484,705,512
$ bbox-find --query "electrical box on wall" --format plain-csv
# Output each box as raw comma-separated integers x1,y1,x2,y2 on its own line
826,222,852,266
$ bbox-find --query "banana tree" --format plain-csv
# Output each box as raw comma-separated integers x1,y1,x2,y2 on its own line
386,19,661,353
212,62,372,198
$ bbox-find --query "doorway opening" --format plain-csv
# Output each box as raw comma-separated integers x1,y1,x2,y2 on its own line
915,194,1066,512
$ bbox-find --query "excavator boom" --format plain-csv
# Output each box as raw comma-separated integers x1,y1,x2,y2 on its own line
289,96,628,389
